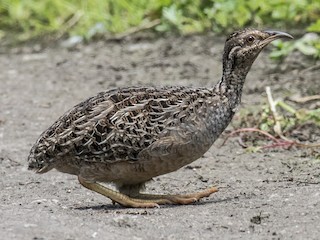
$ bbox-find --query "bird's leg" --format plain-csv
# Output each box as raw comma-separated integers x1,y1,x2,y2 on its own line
134,186,218,204
78,176,160,208
79,176,217,207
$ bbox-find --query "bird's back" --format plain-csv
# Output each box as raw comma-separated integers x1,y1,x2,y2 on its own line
28,86,229,174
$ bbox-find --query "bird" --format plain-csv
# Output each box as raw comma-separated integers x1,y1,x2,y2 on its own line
28,29,293,208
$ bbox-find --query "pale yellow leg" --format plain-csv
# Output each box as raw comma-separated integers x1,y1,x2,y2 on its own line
78,176,159,208
78,176,218,208
136,186,218,204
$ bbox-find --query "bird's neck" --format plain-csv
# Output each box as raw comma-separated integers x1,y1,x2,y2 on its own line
217,62,252,103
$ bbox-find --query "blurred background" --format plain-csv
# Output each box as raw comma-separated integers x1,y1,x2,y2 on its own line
0,0,320,58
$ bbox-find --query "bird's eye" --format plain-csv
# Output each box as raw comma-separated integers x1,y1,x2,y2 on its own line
247,35,255,43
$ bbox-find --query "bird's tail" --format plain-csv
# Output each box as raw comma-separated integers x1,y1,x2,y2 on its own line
27,144,54,173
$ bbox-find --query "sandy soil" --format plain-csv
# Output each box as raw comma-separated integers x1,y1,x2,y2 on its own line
0,33,319,240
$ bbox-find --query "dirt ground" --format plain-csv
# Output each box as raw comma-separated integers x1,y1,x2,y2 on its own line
0,32,319,240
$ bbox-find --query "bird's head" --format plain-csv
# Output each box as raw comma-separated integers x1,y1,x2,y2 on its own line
223,29,293,74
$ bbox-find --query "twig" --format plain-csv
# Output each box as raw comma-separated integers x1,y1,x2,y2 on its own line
265,86,320,148
277,101,296,114
113,19,161,39
222,127,320,149
221,87,320,150
55,11,84,40
289,95,320,103
237,135,248,148
220,127,280,147
266,86,288,140
299,64,320,75
261,141,295,149
288,141,320,148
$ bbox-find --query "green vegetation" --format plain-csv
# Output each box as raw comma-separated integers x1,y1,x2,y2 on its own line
1,0,319,57
233,91,320,155
271,33,320,59
0,0,166,41
0,1,319,39
240,100,320,135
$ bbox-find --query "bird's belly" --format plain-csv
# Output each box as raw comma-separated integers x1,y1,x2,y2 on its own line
70,138,212,185
55,125,216,185
120,137,213,184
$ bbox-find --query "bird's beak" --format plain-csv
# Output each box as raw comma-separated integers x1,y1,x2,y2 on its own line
260,30,293,47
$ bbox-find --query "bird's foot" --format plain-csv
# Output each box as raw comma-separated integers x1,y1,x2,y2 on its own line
135,186,218,205
78,176,217,208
